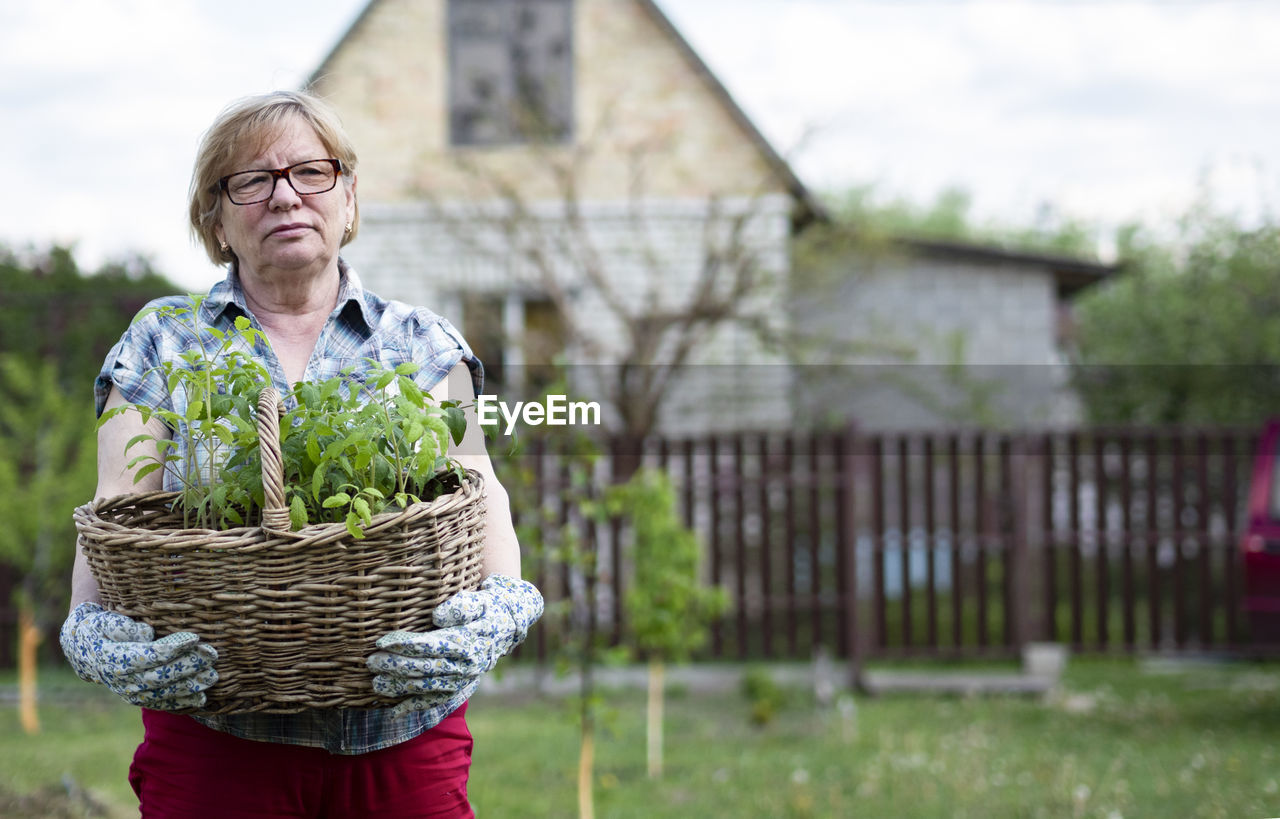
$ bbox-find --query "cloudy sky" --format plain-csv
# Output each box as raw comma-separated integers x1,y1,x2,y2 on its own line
3,0,1278,289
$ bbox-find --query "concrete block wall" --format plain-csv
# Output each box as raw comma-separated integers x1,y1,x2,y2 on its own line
792,256,1080,430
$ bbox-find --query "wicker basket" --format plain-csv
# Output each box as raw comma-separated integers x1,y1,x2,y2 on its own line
73,387,486,714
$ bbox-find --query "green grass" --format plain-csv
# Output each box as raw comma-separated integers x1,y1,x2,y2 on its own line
0,673,142,817
4,659,1280,817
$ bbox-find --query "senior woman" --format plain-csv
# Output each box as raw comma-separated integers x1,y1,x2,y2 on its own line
58,91,542,818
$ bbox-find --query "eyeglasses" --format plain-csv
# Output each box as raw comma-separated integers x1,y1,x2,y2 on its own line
218,158,343,205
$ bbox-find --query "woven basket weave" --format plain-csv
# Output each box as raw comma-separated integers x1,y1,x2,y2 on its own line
73,387,486,714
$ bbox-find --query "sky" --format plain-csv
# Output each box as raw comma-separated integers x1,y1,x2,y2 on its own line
3,0,1279,289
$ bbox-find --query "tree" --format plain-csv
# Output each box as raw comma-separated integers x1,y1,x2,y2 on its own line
815,183,1102,259
606,468,727,779
0,355,98,731
0,245,177,393
0,243,176,707
415,138,810,450
1071,206,1280,425
496,422,611,819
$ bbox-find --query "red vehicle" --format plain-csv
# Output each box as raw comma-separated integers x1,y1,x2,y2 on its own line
1242,419,1280,643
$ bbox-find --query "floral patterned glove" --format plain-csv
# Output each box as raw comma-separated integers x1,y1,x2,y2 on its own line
59,602,219,711
367,574,543,719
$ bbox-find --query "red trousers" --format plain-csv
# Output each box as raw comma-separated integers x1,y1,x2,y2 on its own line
129,706,473,819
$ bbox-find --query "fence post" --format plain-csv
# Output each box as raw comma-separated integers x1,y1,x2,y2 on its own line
839,422,865,690
1009,436,1031,651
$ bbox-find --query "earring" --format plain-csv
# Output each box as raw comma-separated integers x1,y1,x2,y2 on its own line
219,240,229,252
344,221,352,234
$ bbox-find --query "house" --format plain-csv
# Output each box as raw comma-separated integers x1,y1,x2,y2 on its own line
305,0,1114,436
791,236,1115,430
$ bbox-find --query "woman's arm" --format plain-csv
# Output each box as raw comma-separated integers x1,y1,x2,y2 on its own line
69,385,169,610
441,362,522,580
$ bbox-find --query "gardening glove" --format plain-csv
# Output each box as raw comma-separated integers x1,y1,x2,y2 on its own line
59,602,218,711
367,574,544,719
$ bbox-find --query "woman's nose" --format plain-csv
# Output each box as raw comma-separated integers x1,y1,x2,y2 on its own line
268,173,302,209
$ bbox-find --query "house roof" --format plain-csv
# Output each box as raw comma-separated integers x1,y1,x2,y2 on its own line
306,1,1112,292
897,235,1118,298
305,3,378,90
304,0,827,222
635,0,826,222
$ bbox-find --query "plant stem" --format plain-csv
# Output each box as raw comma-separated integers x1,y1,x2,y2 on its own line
647,658,664,779
577,717,594,819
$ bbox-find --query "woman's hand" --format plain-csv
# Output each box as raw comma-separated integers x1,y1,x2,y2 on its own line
367,575,544,718
59,602,219,711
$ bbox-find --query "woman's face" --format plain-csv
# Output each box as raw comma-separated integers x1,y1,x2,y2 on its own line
214,116,355,281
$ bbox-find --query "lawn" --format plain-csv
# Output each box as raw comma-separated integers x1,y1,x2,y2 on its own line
2,657,1278,817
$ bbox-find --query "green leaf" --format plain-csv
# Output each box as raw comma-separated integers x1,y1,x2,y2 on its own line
344,513,365,540
298,383,320,408
126,453,155,470
353,496,373,526
98,406,127,427
323,439,349,461
124,433,154,453
289,495,308,530
323,492,352,508
394,362,419,376
404,378,427,406
133,462,164,483
311,466,327,501
405,421,424,444
443,405,467,446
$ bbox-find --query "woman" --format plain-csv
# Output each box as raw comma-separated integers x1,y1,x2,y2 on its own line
58,91,542,818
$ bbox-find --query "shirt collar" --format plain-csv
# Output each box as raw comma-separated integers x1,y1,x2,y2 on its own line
200,258,374,334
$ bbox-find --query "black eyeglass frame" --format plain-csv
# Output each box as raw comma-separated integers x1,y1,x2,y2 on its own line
218,158,344,205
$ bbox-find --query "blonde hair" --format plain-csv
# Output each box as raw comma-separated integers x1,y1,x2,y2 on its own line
188,91,359,266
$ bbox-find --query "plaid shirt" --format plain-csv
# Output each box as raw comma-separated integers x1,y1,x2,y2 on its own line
95,260,482,754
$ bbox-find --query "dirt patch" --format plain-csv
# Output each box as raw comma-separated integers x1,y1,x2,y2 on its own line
0,779,113,818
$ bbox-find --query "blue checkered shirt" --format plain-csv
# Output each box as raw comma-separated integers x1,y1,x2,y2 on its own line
94,260,483,754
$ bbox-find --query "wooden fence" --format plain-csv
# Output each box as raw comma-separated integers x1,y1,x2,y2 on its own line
0,425,1263,668
512,425,1261,664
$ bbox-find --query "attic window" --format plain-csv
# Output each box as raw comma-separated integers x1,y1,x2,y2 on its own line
448,0,574,147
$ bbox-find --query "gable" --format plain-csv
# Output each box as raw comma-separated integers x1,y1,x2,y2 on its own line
307,0,809,207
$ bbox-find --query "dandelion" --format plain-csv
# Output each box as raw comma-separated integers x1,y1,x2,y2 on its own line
1073,783,1091,806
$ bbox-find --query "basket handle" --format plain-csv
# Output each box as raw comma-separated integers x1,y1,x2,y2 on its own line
257,387,291,533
